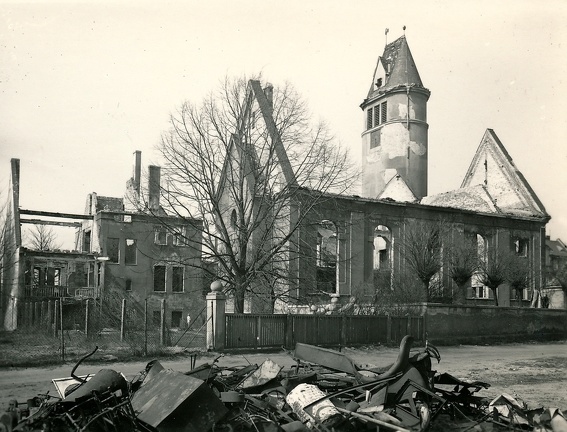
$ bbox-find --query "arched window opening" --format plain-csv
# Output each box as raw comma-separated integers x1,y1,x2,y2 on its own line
373,224,392,288
472,234,489,299
316,220,337,293
230,209,237,230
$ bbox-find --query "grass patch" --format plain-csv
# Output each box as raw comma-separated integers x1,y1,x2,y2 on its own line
0,329,208,368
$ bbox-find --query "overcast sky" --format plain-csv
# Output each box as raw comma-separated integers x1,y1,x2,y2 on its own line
1,0,566,248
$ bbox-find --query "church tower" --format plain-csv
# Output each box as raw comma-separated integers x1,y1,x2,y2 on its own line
360,35,430,199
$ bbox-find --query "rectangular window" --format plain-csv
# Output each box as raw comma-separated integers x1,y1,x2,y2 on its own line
107,238,119,263
474,285,489,299
153,265,166,292
97,263,102,286
380,101,387,124
172,267,184,292
155,226,167,245
373,103,380,126
125,239,137,265
83,231,91,253
171,310,183,328
46,268,61,286
87,263,95,287
125,279,132,291
367,107,373,129
33,267,41,286
514,238,528,257
173,227,188,246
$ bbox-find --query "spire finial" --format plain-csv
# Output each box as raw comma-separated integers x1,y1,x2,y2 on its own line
385,28,389,46
403,25,406,35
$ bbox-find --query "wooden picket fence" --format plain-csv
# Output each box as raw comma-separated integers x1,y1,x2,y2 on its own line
225,313,424,349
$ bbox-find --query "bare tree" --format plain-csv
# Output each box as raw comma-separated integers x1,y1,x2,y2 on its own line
155,77,357,313
447,239,479,303
477,249,509,306
507,254,530,305
400,219,445,302
24,224,62,251
357,272,425,315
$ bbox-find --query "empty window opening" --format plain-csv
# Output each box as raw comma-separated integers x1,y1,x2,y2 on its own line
125,239,137,265
42,267,61,286
514,238,528,257
154,265,166,292
155,226,167,245
173,227,188,246
87,263,95,287
171,310,183,328
172,267,184,292
373,225,392,288
83,231,91,253
316,220,337,293
107,238,119,263
471,234,488,298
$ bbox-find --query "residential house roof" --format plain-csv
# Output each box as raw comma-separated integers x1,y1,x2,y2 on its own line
546,238,567,258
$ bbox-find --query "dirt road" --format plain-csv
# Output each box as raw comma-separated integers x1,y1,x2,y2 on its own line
1,341,565,410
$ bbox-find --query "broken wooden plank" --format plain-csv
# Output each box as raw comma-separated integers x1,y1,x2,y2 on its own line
19,208,93,220
20,218,82,227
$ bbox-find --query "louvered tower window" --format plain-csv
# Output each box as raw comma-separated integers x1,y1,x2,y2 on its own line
373,104,380,126
381,101,387,123
367,107,373,129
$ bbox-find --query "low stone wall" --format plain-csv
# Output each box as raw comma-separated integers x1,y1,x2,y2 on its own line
425,304,567,345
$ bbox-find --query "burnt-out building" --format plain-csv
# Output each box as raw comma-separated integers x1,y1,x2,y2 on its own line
1,154,203,330
218,35,550,312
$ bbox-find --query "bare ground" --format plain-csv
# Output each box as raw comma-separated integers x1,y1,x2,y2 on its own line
0,341,565,411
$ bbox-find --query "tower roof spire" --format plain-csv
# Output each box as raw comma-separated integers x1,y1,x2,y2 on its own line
366,35,427,100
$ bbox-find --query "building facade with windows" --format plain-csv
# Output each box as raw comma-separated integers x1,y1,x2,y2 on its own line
1,154,203,330
75,153,203,329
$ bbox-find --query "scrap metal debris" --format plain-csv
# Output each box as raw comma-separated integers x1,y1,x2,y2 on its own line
2,337,565,432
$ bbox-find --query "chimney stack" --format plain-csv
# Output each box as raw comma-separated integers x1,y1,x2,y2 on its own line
133,150,141,195
148,165,161,212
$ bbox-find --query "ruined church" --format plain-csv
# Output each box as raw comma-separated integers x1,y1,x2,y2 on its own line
222,35,549,311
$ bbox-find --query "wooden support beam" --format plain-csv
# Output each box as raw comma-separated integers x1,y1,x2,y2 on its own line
19,208,93,220
20,218,82,228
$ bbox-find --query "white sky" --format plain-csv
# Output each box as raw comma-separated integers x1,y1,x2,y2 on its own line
1,0,566,248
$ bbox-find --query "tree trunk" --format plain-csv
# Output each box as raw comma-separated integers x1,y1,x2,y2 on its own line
234,286,245,313
491,287,499,306
233,274,246,313
454,283,467,304
422,280,431,302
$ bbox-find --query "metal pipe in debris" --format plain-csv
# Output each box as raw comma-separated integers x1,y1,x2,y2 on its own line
335,407,412,432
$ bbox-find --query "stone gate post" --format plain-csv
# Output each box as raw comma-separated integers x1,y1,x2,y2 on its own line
206,281,226,351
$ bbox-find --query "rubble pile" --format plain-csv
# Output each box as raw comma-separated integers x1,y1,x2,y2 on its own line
2,336,566,432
